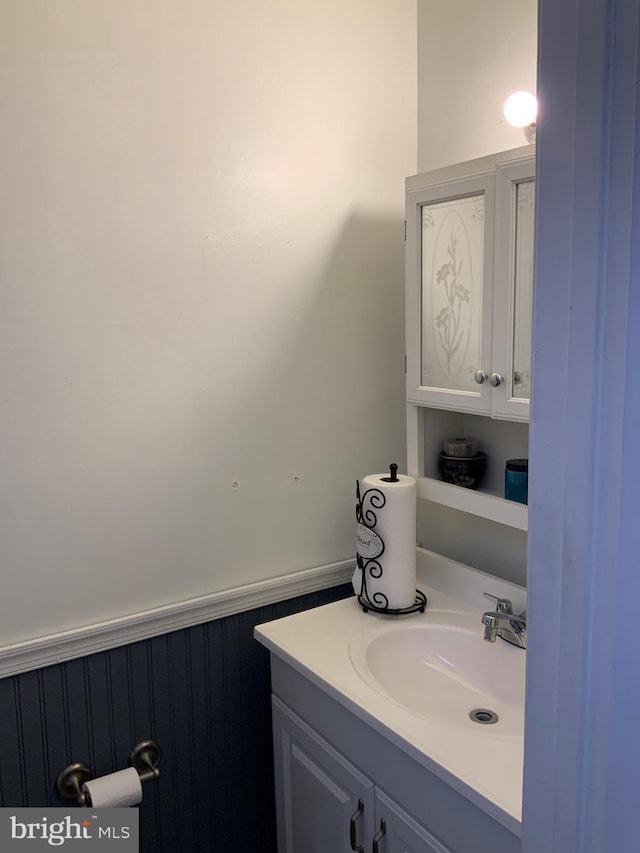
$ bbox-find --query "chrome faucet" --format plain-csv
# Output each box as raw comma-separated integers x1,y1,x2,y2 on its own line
481,593,526,649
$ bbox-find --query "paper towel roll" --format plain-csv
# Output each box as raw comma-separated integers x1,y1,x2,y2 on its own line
353,468,417,610
82,767,143,808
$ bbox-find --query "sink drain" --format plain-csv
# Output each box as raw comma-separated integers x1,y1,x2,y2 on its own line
469,708,499,725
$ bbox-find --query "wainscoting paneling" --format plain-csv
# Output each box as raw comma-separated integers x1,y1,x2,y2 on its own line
0,583,353,853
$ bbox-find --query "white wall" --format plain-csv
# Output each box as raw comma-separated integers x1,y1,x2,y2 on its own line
0,1,416,646
416,0,536,585
418,0,537,172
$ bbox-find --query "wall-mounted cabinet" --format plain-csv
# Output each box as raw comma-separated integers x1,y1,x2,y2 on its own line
409,408,529,530
406,145,534,421
405,146,534,530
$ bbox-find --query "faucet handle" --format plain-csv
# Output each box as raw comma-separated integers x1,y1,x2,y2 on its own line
483,592,513,613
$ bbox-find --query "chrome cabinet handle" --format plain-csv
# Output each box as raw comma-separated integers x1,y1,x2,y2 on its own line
474,370,487,384
349,799,365,853
372,818,387,853
489,372,503,387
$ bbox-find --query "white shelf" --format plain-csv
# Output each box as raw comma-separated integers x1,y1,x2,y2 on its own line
417,477,528,532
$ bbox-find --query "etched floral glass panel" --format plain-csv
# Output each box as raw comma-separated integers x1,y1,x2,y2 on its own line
420,194,484,392
512,180,534,399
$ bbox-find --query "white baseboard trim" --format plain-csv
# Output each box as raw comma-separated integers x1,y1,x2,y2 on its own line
0,559,356,679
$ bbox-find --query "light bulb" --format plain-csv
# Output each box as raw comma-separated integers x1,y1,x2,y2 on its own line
503,91,537,128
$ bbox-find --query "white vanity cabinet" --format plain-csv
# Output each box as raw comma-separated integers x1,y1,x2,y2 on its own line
374,789,452,853
405,146,534,531
273,698,450,853
272,697,376,853
269,656,520,853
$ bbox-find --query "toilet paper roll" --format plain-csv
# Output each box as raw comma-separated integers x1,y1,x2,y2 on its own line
353,470,417,610
82,767,143,808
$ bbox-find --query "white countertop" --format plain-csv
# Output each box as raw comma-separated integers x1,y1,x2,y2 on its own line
255,547,526,837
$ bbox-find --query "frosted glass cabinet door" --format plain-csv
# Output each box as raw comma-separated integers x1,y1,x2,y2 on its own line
421,195,484,391
491,155,535,422
512,179,534,399
406,171,495,415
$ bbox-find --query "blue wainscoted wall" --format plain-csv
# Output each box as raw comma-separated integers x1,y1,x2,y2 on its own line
0,583,353,853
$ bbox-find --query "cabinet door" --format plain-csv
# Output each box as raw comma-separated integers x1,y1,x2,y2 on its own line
491,155,535,422
373,789,452,853
272,697,375,853
406,169,495,415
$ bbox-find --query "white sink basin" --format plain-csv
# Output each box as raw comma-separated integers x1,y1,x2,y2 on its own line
349,610,525,737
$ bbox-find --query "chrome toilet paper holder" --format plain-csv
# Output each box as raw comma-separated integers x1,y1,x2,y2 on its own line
56,739,162,806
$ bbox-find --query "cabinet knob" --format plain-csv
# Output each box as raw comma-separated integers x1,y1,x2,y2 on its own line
489,372,504,387
349,799,365,853
474,370,488,385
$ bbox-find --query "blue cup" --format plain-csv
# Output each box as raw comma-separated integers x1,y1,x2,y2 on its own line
505,459,528,504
